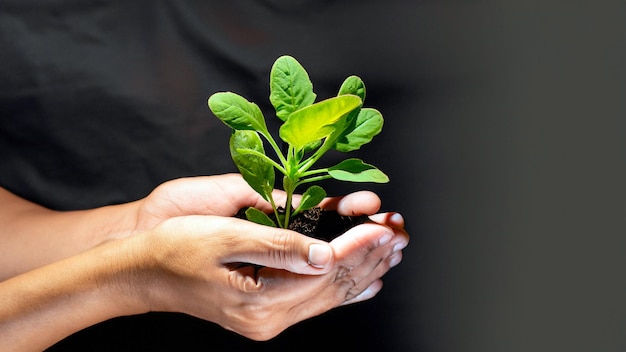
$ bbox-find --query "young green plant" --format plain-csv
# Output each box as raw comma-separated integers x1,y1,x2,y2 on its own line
208,55,388,229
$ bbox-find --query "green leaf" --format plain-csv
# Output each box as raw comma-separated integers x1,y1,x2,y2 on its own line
328,158,389,183
338,75,366,102
294,185,326,214
279,95,362,151
230,130,275,201
245,207,277,227
208,92,268,134
333,108,384,152
325,76,366,152
270,55,317,121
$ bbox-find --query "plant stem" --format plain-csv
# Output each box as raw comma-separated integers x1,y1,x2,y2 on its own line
262,132,289,170
282,177,296,228
298,137,333,173
295,174,332,188
300,168,329,178
267,194,282,228
238,149,287,175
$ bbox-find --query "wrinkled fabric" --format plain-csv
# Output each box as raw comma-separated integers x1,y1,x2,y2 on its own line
1,0,408,210
1,2,274,209
0,1,414,350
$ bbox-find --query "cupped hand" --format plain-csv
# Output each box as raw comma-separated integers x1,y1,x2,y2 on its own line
130,210,407,341
125,173,408,340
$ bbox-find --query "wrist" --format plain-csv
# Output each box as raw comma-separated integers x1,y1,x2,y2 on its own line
97,234,155,315
80,200,143,242
0,194,142,280
0,235,150,350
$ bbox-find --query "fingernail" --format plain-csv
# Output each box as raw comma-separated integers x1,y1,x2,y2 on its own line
393,241,408,252
390,213,404,226
379,232,393,246
389,252,402,267
308,243,332,268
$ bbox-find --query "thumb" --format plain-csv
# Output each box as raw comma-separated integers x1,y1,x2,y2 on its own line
227,221,335,275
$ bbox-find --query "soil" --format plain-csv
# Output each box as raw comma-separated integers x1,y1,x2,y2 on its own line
236,207,370,241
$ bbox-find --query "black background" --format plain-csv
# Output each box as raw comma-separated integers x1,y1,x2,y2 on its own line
0,1,624,351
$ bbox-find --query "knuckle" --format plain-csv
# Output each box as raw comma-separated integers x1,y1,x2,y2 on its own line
333,266,359,302
228,266,264,293
344,281,363,301
270,230,296,265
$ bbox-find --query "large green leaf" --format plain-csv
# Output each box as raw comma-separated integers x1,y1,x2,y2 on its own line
229,130,275,201
208,92,268,134
333,108,384,152
270,55,317,121
328,158,389,183
279,95,362,151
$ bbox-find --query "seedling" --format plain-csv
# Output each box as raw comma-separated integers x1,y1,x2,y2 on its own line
208,55,388,229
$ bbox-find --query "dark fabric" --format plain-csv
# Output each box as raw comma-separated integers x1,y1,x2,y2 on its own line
0,1,418,351
0,0,419,210
2,1,623,351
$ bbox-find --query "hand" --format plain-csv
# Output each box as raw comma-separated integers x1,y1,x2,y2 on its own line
0,174,274,279
0,174,408,350
132,174,262,232
126,191,408,341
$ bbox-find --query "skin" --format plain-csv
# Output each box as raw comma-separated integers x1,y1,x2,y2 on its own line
0,173,409,351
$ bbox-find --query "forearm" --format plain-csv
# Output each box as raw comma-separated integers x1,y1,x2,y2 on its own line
0,187,140,280
0,237,148,351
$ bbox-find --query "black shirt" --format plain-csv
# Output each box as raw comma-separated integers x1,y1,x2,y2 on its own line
0,1,415,351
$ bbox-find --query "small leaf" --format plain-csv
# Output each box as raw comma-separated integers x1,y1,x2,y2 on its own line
294,185,326,214
230,130,275,201
279,95,362,151
328,158,389,183
338,75,366,102
245,207,277,227
208,92,268,134
270,55,317,121
333,108,384,152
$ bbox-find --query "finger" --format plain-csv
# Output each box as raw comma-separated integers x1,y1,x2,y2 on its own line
153,174,263,216
253,265,331,299
341,279,383,306
339,236,405,301
330,222,394,267
328,222,408,300
221,218,335,275
320,191,381,216
369,212,405,229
